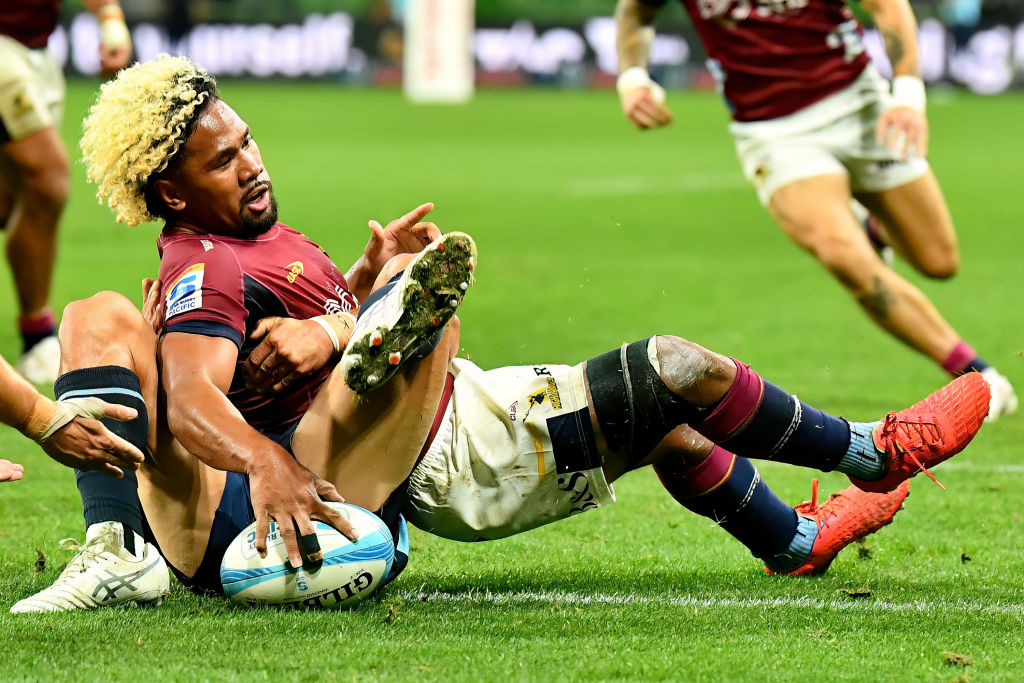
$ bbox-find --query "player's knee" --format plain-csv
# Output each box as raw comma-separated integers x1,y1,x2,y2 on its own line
61,292,143,348
21,165,70,219
653,336,735,408
916,246,960,280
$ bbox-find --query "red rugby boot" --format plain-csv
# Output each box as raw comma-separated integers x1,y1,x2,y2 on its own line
849,373,990,493
765,479,910,577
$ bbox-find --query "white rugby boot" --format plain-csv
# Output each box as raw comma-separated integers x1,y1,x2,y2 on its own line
981,367,1018,422
10,522,170,613
17,335,61,385
341,231,476,393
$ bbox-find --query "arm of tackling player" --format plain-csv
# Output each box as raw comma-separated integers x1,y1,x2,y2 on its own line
860,0,928,157
615,0,673,130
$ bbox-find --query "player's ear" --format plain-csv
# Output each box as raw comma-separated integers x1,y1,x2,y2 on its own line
153,178,185,213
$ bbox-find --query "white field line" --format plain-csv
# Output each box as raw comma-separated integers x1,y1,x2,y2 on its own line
565,172,745,197
397,588,1024,616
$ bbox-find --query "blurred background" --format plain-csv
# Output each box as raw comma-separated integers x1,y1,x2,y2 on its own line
49,0,1024,94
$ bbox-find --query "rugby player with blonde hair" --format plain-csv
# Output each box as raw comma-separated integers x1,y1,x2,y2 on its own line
0,0,132,384
615,0,1016,420
11,57,991,612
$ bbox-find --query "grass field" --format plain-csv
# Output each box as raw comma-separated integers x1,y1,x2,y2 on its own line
1,81,1023,681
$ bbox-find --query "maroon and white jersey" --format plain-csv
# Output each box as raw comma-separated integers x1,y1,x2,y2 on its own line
643,0,870,121
0,0,60,49
157,223,358,433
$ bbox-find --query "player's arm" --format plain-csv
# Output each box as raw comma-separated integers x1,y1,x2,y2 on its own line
0,353,144,480
242,313,354,394
160,332,357,568
615,0,673,130
83,0,132,74
860,0,928,157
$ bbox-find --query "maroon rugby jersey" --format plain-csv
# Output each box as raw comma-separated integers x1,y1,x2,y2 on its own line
157,223,359,433
643,0,870,121
0,0,60,49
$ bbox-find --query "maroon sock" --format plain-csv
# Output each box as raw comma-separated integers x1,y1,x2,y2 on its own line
942,341,990,376
19,308,56,353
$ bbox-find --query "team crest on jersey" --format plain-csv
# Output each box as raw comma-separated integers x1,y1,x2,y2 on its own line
165,263,205,320
285,261,304,284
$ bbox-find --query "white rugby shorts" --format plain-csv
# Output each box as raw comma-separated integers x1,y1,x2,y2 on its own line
730,64,929,206
0,35,64,142
404,358,615,542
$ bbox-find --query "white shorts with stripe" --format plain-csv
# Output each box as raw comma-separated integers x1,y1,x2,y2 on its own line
731,64,929,206
404,358,615,542
0,35,64,142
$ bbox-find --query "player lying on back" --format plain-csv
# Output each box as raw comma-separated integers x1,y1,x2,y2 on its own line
614,0,1016,420
0,350,143,483
9,57,991,612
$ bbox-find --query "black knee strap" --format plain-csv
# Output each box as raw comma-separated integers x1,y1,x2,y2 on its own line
585,338,702,463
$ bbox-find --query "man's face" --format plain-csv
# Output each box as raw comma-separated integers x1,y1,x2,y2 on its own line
162,99,277,237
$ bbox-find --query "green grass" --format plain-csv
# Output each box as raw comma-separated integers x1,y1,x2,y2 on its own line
2,82,1023,680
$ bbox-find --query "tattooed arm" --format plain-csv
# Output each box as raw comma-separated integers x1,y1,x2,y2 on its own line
860,0,928,157
615,0,674,130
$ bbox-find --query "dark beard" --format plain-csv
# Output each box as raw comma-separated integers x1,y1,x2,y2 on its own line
239,182,279,238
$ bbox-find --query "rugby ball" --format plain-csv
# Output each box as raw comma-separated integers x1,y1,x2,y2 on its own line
220,502,394,609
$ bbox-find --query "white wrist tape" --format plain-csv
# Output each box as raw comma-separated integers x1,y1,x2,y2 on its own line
29,397,109,443
311,312,358,353
97,5,130,51
892,75,926,113
617,66,667,105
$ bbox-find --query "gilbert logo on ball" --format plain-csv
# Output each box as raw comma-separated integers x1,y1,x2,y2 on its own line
220,502,394,609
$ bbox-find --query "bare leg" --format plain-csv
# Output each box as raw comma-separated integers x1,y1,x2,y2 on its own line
2,127,69,318
856,171,959,279
58,291,223,577
768,174,961,363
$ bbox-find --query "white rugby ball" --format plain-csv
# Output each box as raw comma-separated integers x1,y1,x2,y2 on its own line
220,502,394,609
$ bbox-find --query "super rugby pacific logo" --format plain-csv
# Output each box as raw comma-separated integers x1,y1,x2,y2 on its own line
164,263,205,321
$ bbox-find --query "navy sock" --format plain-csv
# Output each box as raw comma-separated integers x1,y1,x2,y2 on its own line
656,448,799,560
55,366,148,555
963,357,991,374
716,380,852,472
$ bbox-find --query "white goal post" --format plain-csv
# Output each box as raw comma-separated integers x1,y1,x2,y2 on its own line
403,0,475,103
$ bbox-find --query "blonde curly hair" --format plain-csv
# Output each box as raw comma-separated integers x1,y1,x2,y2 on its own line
81,55,218,225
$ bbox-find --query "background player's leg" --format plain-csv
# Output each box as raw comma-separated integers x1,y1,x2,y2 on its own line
855,175,1016,420
767,174,981,368
856,171,958,279
1,128,68,384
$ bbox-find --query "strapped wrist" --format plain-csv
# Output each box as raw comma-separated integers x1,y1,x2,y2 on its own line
310,312,358,354
97,5,130,51
617,66,652,97
20,395,57,442
892,75,926,113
